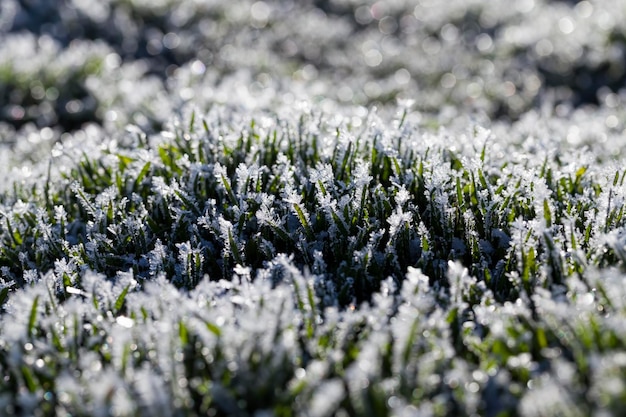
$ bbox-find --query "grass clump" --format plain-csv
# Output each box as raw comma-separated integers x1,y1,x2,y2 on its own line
1,104,626,416
4,0,626,415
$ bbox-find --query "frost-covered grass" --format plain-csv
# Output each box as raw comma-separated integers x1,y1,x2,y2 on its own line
4,0,626,416
2,105,626,416
4,0,626,134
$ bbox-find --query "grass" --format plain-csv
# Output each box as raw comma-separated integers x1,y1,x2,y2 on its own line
3,0,626,415
0,104,626,416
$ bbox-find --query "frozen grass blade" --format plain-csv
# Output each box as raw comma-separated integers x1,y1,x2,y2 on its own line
28,295,39,338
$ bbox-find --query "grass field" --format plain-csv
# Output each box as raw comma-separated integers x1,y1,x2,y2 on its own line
2,1,626,416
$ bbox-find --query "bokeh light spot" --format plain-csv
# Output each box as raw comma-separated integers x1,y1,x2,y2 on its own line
441,73,456,89
163,33,180,50
251,1,271,28
558,17,575,35
394,68,411,85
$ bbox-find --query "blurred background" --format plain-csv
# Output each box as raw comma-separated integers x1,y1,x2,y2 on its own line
1,0,625,136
